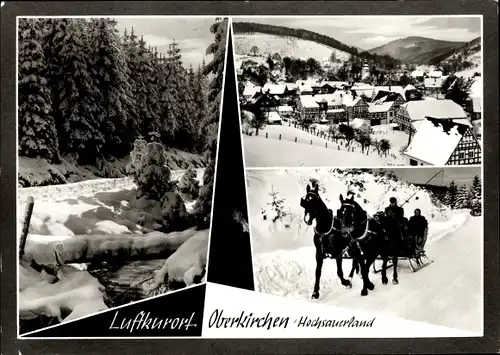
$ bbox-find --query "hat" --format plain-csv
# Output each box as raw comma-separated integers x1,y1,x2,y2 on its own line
414,208,421,213
389,197,397,203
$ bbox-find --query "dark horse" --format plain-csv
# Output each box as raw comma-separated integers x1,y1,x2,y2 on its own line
300,183,360,299
337,192,403,295
300,183,401,297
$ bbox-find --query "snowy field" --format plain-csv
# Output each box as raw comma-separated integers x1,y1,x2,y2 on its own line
246,169,482,333
18,168,207,332
243,133,404,168
234,33,350,65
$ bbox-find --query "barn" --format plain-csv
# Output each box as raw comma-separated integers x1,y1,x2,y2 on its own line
403,117,481,166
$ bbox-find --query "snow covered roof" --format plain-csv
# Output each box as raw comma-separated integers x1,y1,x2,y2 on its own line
313,93,342,106
424,77,442,88
411,70,424,77
352,87,374,98
327,108,345,113
278,105,293,112
299,85,313,93
350,118,370,130
404,84,417,92
268,111,282,122
299,95,319,108
263,84,287,95
373,86,405,97
321,81,349,89
429,70,443,78
243,82,261,97
404,118,469,165
296,79,319,87
368,101,394,113
342,95,362,107
284,82,298,90
469,77,482,99
401,99,467,122
352,82,372,88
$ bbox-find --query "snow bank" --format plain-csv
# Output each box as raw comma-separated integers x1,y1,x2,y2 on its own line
21,228,199,266
147,229,209,289
247,169,465,254
17,169,205,237
18,150,205,188
19,263,108,323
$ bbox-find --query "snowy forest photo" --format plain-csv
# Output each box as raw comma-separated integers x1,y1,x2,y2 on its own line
246,167,482,333
17,17,228,334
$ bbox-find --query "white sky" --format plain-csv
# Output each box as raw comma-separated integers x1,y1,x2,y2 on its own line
375,167,481,187
114,17,219,68
232,16,481,50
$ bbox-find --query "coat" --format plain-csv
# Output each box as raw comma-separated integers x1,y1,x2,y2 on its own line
408,215,428,236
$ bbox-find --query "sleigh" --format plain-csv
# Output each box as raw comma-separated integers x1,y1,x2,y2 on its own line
371,227,432,273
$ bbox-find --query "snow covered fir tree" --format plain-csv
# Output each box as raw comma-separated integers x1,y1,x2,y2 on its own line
17,17,228,334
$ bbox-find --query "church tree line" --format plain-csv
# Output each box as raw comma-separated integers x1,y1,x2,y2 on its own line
18,18,210,166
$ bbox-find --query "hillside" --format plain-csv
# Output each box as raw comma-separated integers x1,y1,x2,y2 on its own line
232,22,400,66
234,33,351,67
369,36,466,64
437,37,482,76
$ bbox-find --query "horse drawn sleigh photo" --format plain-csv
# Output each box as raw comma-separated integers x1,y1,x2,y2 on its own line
247,167,482,333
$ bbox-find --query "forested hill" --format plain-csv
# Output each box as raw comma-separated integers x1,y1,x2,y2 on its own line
233,21,358,55
232,22,400,66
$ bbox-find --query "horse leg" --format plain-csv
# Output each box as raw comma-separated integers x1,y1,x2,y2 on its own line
348,259,359,279
312,249,324,299
381,255,389,285
360,255,376,296
336,256,352,288
392,255,399,284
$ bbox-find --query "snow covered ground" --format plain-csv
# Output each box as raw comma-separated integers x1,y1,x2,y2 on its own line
243,133,403,168
18,168,207,331
246,169,482,333
234,33,350,67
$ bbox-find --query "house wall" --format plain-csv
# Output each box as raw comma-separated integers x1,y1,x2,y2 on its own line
407,157,430,166
445,128,482,165
346,100,369,120
394,106,416,134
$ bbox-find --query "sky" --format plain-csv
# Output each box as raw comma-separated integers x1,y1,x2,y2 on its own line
374,167,481,187
114,17,219,69
232,16,481,50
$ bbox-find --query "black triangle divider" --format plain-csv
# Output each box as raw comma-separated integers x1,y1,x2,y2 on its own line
21,284,206,338
207,28,255,290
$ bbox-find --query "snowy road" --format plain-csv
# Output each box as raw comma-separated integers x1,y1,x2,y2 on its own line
255,216,482,333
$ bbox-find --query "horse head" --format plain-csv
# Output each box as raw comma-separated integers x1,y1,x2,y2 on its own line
338,193,365,237
299,182,323,226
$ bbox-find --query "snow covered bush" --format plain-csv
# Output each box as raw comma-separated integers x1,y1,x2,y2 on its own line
179,167,200,199
161,191,190,231
128,138,173,200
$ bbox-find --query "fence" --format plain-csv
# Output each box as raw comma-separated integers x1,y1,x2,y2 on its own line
244,125,402,164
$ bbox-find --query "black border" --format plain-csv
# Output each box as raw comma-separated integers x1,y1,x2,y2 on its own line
2,1,498,354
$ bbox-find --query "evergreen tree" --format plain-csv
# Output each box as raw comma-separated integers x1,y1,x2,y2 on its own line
18,18,59,162
455,184,469,209
443,180,459,208
468,175,482,211
41,18,70,156
194,18,228,228
89,18,135,157
127,30,160,139
56,19,104,160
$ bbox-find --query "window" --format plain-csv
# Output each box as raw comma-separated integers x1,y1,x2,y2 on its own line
410,159,418,166
390,111,394,117
459,152,465,159
468,151,474,158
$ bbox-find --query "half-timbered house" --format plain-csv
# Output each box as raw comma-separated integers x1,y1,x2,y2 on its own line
403,117,481,166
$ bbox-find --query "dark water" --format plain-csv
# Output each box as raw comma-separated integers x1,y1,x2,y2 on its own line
19,259,170,335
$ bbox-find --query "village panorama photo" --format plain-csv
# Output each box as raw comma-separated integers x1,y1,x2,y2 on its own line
235,16,482,168
17,16,228,335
